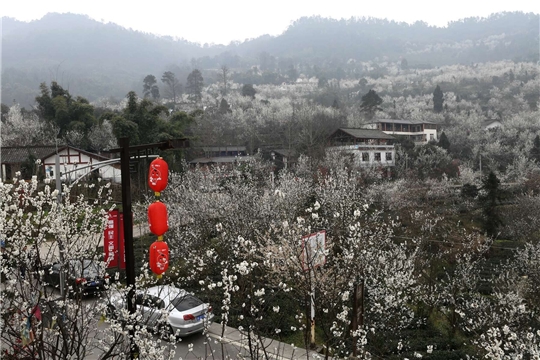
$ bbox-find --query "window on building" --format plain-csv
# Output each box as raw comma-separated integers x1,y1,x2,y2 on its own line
430,134,435,141
386,152,392,161
362,152,369,161
374,152,381,161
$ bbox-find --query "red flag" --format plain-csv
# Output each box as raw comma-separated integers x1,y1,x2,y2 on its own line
32,305,41,321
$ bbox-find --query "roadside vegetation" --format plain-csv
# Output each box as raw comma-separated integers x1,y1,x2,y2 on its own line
1,52,539,358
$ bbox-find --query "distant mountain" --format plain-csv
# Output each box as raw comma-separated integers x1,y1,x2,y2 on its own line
232,12,539,64
2,12,538,107
1,13,216,106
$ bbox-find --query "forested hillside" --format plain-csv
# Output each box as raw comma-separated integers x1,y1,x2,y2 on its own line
1,10,540,360
235,12,539,64
1,11,538,107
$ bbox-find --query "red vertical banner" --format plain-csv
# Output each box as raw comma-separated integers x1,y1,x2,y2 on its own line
118,213,126,269
104,210,119,268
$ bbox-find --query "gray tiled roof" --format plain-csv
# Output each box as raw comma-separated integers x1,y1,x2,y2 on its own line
190,156,255,164
1,146,110,164
337,128,396,140
1,146,58,164
202,146,246,152
273,149,296,157
372,119,437,125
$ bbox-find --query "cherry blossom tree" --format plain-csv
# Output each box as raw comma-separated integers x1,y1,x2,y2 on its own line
1,104,57,146
0,171,124,359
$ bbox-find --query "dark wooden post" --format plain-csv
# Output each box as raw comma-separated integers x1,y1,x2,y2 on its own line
120,137,139,359
351,279,365,357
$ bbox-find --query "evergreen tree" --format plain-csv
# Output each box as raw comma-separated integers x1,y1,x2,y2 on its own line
530,134,540,163
360,89,382,120
219,65,230,96
480,171,503,237
161,71,182,103
112,91,169,145
287,65,299,83
437,132,450,150
433,85,444,113
241,84,256,99
400,58,408,70
35,81,96,141
186,69,204,102
219,98,232,114
318,76,328,88
143,75,160,100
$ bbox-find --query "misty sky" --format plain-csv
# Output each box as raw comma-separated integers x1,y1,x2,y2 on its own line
3,0,539,45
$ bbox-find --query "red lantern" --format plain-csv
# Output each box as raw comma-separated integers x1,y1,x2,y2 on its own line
148,158,169,195
149,241,169,276
148,201,169,238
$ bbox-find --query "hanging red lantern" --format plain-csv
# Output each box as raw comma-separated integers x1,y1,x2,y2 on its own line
148,201,169,239
149,241,169,276
148,157,169,195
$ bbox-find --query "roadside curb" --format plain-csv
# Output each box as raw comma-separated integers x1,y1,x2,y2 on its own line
206,323,321,360
84,322,320,360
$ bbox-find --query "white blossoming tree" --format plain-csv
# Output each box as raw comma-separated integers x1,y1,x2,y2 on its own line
0,173,124,359
0,172,179,360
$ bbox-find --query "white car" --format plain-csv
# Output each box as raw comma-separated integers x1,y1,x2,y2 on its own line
107,285,214,338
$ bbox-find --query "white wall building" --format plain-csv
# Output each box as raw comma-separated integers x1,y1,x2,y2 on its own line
363,119,438,145
328,144,396,167
1,145,121,183
42,146,121,183
327,128,396,167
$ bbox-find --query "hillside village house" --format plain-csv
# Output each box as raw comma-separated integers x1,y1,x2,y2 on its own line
189,146,255,167
270,149,296,171
482,119,503,130
327,128,396,167
362,119,438,145
0,145,121,183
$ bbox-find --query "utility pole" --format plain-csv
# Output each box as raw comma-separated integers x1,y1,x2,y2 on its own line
110,138,189,360
479,153,482,174
55,142,67,298
351,278,365,357
119,137,139,359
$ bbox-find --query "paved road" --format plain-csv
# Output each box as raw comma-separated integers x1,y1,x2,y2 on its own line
85,321,314,360
19,287,316,360
31,229,319,359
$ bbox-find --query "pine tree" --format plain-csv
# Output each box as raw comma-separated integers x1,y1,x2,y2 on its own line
480,171,503,237
161,71,182,103
143,75,159,100
433,85,444,113
437,132,450,150
241,84,256,99
186,69,204,102
219,98,232,114
360,89,382,120
530,134,540,163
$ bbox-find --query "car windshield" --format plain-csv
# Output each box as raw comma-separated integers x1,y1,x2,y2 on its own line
170,294,203,312
71,260,100,277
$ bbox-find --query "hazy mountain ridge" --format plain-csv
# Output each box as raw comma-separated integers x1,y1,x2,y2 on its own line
1,11,538,107
232,12,538,63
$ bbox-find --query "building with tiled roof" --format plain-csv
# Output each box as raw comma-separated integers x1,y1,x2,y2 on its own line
362,119,438,145
1,145,120,183
327,128,396,167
